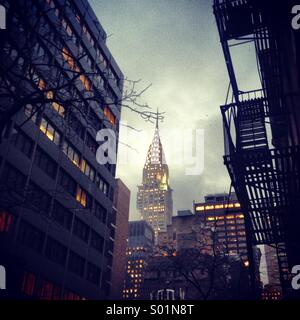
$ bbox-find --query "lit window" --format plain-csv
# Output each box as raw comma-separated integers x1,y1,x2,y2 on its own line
40,118,61,145
38,78,46,90
104,106,116,126
80,74,92,91
76,186,87,207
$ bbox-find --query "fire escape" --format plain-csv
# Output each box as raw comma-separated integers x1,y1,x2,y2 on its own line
214,0,300,295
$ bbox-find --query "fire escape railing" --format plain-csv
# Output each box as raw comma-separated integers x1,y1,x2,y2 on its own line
214,0,300,294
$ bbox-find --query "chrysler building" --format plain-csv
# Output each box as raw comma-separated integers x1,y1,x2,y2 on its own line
137,115,173,239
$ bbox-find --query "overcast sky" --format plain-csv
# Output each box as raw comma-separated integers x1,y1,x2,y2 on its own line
89,0,259,221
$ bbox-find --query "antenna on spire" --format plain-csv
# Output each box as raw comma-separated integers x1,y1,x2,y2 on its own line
156,108,159,129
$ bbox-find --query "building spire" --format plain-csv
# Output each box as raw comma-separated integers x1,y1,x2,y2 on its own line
156,108,159,129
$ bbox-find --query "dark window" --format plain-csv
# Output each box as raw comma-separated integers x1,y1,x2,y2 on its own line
34,147,57,178
73,217,89,242
96,174,109,196
52,201,72,230
45,237,67,266
11,127,34,158
1,163,26,192
86,262,101,285
90,230,104,253
21,272,36,296
68,112,85,140
58,169,76,196
39,280,53,300
86,132,98,155
68,251,85,276
17,220,45,253
0,210,14,233
94,202,107,224
62,140,80,167
89,109,102,131
28,181,51,214
24,104,38,123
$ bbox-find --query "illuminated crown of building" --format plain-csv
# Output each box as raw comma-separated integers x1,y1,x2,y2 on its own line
137,112,173,238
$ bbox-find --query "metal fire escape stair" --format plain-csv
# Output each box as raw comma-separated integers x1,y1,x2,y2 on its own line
237,99,268,151
214,0,292,295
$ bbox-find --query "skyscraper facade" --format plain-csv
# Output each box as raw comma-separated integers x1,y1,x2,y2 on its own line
110,179,130,299
0,0,123,299
137,120,173,238
194,193,248,262
123,220,154,300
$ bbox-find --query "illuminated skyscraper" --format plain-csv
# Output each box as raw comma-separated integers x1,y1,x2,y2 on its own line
137,117,173,238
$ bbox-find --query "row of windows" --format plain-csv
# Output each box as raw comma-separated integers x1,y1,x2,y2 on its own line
18,219,102,284
60,46,116,126
4,34,114,161
11,114,111,196
47,0,121,90
6,38,116,177
21,271,85,300
0,163,108,228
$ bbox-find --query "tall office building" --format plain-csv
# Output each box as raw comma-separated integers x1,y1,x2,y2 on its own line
264,245,281,287
194,193,248,262
123,220,155,300
110,179,130,300
194,193,262,286
137,119,173,238
0,0,123,299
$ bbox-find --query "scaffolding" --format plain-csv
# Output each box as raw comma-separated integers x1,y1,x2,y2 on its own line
214,0,300,296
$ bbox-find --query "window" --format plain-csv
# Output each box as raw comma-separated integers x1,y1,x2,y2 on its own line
17,220,45,253
104,106,116,126
86,262,101,285
68,112,85,140
76,185,91,208
39,280,53,300
45,237,67,266
34,147,57,178
28,181,51,214
62,47,92,91
39,117,61,145
68,251,85,276
52,201,72,230
1,163,26,193
63,140,80,167
86,133,98,155
94,202,107,224
47,91,65,117
11,127,34,158
58,169,76,196
0,210,13,232
73,217,89,242
80,74,92,91
52,285,62,300
62,47,76,70
91,231,104,253
89,109,102,131
24,104,38,123
21,272,36,296
80,158,95,182
96,175,109,196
